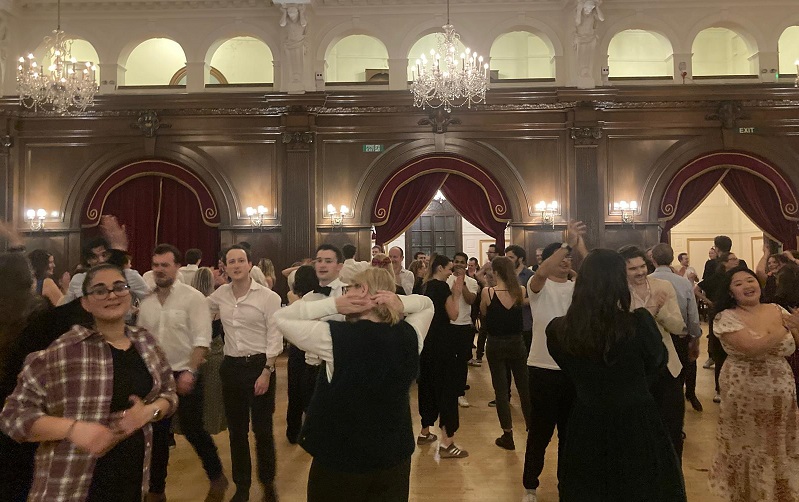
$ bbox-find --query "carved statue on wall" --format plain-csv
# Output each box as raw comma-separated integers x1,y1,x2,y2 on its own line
280,4,307,94
574,0,604,88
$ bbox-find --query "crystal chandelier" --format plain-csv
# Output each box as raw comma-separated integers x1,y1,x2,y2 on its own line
17,0,97,114
410,0,489,112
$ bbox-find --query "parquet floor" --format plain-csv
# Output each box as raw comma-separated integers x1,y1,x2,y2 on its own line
165,342,724,502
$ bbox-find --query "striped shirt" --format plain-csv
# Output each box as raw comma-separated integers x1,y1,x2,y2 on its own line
0,325,177,501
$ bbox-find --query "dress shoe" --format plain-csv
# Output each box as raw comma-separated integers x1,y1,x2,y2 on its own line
230,486,250,502
686,394,703,412
205,473,229,502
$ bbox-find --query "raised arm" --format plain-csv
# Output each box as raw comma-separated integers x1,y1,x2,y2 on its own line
755,243,769,284
529,220,586,294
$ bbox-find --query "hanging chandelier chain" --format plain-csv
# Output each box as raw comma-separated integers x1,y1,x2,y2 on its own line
57,0,61,31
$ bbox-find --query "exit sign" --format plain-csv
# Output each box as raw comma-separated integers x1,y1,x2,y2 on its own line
737,127,757,134
362,144,384,153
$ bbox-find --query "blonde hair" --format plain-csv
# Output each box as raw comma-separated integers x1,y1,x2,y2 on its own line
258,258,276,281
350,267,402,325
191,267,215,297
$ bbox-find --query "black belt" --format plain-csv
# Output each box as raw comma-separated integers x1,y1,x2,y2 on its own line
225,353,266,364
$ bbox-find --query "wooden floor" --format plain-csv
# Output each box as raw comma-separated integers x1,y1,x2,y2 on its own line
166,341,725,502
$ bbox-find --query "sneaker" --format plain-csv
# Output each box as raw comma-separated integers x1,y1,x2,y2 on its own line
458,396,470,408
522,489,537,502
439,443,469,459
495,431,515,450
713,392,721,403
703,358,715,369
468,358,482,367
488,400,497,407
417,432,438,445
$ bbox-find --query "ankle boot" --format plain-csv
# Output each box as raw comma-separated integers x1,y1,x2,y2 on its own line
495,431,515,450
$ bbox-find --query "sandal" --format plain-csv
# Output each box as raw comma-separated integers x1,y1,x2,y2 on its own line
439,443,469,459
416,432,438,445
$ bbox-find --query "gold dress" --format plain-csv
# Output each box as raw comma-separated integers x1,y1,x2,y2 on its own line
709,306,799,502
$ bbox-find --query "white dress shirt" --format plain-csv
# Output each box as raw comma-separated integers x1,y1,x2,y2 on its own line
396,268,415,295
298,277,346,365
446,274,479,325
137,281,212,371
630,277,686,378
250,265,268,287
273,294,434,382
142,269,185,291
178,264,199,286
208,279,283,358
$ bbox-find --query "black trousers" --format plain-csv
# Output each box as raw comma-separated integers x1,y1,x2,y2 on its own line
219,355,277,491
418,347,460,436
475,327,488,360
650,365,686,462
452,324,475,395
150,371,223,493
286,345,321,441
486,336,531,430
522,367,575,490
0,431,35,502
307,457,411,502
673,335,698,399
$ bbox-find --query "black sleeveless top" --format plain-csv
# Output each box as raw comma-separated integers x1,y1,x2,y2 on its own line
484,288,523,337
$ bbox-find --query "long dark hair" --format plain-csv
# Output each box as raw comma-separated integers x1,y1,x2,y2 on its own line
0,253,40,379
27,249,52,281
424,254,451,283
711,266,759,314
558,249,634,364
491,256,523,305
774,263,799,309
293,264,319,297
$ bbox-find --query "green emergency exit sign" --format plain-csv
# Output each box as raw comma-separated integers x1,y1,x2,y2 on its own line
363,144,384,153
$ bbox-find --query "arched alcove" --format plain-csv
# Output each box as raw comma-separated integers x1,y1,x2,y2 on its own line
209,36,274,84
326,35,389,83
778,26,799,76
407,33,467,81
692,28,756,76
489,31,554,79
608,29,673,77
124,38,187,85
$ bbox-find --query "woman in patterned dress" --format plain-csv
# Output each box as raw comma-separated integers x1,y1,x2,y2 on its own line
708,267,799,502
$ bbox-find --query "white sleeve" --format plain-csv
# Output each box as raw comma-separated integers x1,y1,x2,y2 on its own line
264,292,284,359
401,271,415,295
61,273,85,304
399,295,434,354
125,269,152,299
188,292,212,349
272,299,336,364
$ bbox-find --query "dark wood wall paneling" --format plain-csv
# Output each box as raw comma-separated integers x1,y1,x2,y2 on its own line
5,85,799,300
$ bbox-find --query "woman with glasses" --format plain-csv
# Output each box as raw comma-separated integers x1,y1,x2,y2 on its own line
0,263,177,502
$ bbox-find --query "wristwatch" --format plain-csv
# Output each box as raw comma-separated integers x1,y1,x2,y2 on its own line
151,407,162,422
561,242,573,253
264,364,276,374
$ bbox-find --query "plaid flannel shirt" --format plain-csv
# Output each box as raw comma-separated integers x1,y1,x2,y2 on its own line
0,325,177,501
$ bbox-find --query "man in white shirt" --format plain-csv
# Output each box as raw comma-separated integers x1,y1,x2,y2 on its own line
284,244,346,442
522,221,587,502
388,246,415,295
208,245,282,502
676,252,698,283
142,268,185,291
447,252,479,408
620,245,687,463
138,244,227,502
179,247,203,286
339,243,370,285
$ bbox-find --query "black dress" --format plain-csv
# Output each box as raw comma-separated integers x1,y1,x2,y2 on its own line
87,343,154,502
546,309,686,502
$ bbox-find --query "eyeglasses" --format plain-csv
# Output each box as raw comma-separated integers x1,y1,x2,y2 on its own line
85,282,131,300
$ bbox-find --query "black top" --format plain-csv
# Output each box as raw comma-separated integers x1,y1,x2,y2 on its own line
412,277,424,295
300,319,419,472
484,288,523,337
422,279,454,355
546,309,686,501
87,343,153,502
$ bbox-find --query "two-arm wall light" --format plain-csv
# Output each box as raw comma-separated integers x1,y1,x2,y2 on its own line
534,200,558,228
26,209,58,231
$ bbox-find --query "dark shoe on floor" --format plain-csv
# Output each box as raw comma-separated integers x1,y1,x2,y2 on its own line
439,443,469,459
145,493,167,502
417,432,438,445
261,484,278,502
286,431,299,444
205,473,229,502
686,395,703,412
488,400,496,407
230,486,250,502
495,431,515,450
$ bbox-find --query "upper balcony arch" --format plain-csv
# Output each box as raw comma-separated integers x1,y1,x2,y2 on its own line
198,22,280,65
315,23,391,63
325,35,389,83
598,15,680,56
486,18,564,57
685,16,761,56
121,37,189,86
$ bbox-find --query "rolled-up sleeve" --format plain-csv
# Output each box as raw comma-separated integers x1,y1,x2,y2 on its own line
264,291,284,359
0,351,49,442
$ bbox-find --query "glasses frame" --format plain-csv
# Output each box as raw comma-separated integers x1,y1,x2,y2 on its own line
85,282,131,300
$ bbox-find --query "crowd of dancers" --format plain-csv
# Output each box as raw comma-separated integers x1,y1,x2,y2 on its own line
0,216,798,502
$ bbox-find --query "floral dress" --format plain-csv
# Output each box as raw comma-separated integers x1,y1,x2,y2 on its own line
709,306,799,502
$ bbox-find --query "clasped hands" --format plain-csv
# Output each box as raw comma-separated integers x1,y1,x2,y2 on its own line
335,289,403,315
68,395,154,457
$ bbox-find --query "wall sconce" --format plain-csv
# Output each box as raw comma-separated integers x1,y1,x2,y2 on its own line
327,204,349,227
26,208,58,231
245,205,269,228
534,200,558,228
612,200,638,224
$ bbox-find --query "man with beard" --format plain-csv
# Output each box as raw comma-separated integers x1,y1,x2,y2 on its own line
138,244,228,502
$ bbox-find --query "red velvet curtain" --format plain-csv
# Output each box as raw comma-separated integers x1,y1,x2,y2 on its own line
374,172,448,245
721,170,799,250
441,175,507,250
83,176,220,273
660,169,727,243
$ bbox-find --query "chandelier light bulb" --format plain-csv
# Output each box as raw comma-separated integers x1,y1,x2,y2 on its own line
26,209,35,220
36,208,47,218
